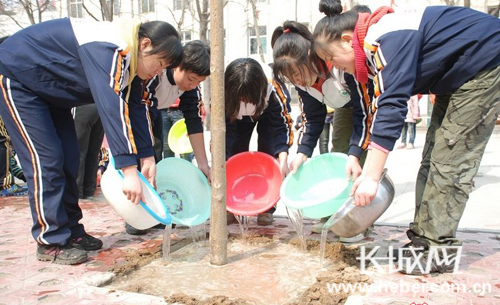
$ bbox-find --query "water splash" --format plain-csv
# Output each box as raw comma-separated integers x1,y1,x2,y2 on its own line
235,215,250,239
162,224,172,264
286,207,306,252
189,223,208,246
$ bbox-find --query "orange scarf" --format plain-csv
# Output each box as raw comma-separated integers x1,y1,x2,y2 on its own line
352,6,394,84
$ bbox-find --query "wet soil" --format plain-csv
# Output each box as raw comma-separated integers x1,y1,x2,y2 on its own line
108,234,371,305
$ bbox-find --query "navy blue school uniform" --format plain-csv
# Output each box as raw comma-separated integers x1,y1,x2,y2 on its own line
295,64,374,157
0,18,154,246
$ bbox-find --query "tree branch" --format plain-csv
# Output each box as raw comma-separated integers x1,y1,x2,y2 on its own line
82,2,100,21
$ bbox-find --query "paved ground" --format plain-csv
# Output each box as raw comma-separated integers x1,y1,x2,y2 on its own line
0,125,499,304
0,197,499,304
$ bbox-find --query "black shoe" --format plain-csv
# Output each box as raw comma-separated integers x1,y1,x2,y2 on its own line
151,223,176,229
125,223,149,235
36,244,88,265
69,233,103,251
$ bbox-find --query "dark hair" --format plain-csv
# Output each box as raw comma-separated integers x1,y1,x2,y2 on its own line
313,0,358,57
0,36,10,44
272,21,328,86
351,4,371,13
225,58,267,122
139,21,183,69
179,40,211,76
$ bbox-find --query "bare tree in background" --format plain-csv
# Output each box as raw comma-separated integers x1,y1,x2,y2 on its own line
0,0,52,28
168,0,189,33
249,0,265,63
83,0,116,21
191,0,227,130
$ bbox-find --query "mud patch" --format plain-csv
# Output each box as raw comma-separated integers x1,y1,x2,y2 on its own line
111,241,162,276
289,238,370,305
289,238,360,267
165,293,250,305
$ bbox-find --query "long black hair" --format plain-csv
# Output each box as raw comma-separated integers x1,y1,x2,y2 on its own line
225,58,268,122
313,0,358,58
272,21,329,86
139,21,183,69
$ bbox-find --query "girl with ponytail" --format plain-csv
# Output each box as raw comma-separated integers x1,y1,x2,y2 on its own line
272,20,372,177
314,0,500,275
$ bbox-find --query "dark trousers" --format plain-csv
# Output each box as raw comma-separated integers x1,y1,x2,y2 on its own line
226,116,275,214
74,104,104,198
401,122,416,145
160,108,193,161
0,75,84,245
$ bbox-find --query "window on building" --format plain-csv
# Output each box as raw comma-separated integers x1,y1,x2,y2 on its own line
141,0,154,13
248,26,267,55
174,0,190,10
181,31,192,45
106,0,120,14
69,0,83,18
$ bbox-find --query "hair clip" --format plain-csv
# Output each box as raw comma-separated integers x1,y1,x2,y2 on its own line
283,28,291,33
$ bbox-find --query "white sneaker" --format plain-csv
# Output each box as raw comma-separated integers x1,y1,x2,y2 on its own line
338,233,365,243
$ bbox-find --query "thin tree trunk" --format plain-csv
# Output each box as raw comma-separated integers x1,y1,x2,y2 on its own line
464,0,470,8
249,0,265,63
209,0,227,266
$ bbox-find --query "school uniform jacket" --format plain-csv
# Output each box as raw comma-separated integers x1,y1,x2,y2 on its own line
0,18,154,169
361,6,500,152
295,67,373,158
146,69,204,135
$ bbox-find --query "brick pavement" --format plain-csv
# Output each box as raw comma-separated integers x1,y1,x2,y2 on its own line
1,191,500,304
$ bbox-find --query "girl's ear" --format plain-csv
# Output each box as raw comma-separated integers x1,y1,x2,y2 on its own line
139,37,152,52
341,32,353,47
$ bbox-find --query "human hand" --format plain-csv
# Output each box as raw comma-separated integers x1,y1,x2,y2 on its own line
289,153,308,174
121,166,143,204
350,174,379,206
278,152,290,179
198,163,212,184
140,156,156,188
346,155,362,181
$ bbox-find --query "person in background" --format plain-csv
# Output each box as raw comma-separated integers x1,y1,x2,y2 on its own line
319,106,334,154
397,95,421,150
313,0,500,274
73,104,104,199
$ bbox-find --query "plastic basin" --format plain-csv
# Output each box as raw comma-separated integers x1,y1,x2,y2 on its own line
156,158,211,226
226,151,282,216
168,118,193,154
280,153,352,219
101,156,171,230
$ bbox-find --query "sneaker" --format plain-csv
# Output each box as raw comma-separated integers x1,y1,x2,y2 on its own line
257,213,274,226
125,222,148,235
311,217,329,234
0,184,28,197
339,233,365,243
407,143,415,149
69,233,103,251
36,244,88,265
397,143,406,149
